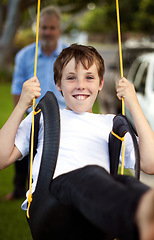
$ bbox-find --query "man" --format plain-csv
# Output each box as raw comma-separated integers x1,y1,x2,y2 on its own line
4,5,67,200
12,5,67,112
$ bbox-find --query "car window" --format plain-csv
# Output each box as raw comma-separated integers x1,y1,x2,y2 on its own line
134,61,149,94
153,65,154,91
127,60,142,83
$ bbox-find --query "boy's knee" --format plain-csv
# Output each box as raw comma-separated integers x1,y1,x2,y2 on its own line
81,165,108,177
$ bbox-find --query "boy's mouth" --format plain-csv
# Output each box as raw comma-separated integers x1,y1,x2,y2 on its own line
73,94,89,100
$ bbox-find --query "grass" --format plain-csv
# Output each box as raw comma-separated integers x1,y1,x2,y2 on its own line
0,166,32,240
0,82,32,240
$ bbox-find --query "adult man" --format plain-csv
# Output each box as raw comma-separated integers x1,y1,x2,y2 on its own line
12,5,67,112
4,6,67,200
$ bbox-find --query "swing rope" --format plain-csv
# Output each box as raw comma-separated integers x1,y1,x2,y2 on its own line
115,0,125,175
27,0,41,219
113,2,126,238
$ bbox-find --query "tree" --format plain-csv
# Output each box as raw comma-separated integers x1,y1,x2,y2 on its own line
0,0,42,66
80,0,142,34
0,0,154,69
0,0,101,67
134,0,154,34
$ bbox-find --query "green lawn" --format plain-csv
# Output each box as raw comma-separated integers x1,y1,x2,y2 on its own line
0,83,32,240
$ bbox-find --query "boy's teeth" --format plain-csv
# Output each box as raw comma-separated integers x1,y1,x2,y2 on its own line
75,95,87,100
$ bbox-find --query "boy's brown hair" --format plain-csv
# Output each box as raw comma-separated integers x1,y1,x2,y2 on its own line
54,44,105,86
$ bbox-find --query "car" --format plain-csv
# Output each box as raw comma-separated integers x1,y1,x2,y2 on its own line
126,53,154,132
98,41,154,114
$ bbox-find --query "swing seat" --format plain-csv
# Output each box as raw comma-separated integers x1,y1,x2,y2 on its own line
27,91,140,240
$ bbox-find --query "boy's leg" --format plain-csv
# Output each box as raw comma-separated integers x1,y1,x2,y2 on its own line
3,155,28,200
14,156,28,198
135,189,154,240
50,165,150,239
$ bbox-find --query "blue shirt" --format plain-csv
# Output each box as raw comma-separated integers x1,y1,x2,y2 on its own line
11,39,67,112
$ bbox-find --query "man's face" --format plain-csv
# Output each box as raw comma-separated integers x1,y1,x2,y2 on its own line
39,14,61,48
57,58,104,114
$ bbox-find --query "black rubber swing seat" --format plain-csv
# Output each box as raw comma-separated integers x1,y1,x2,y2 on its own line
27,91,140,240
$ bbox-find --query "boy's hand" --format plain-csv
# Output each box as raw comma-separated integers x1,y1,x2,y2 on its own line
116,77,139,112
19,77,41,111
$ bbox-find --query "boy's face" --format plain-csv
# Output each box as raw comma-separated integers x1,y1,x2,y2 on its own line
57,58,104,113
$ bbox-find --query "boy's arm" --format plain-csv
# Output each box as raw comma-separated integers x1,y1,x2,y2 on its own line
0,77,41,170
116,77,154,174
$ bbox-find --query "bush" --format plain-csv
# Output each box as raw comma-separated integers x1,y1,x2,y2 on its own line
13,28,36,52
0,68,13,83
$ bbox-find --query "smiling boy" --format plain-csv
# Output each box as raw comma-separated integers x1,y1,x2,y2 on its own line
56,54,104,113
0,44,154,240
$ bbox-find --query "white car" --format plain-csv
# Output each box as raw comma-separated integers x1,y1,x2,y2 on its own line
126,53,154,132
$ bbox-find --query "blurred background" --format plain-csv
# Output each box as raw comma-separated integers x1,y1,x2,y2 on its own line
0,0,154,239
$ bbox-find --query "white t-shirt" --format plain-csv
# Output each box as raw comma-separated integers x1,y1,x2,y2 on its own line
15,109,136,210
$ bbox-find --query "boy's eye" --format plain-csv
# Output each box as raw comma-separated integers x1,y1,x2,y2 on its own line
67,76,76,80
86,76,94,80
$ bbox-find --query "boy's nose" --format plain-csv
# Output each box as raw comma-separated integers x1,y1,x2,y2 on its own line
76,79,85,90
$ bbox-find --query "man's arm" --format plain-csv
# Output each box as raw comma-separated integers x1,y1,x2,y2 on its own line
0,77,41,170
116,77,154,174
11,49,27,106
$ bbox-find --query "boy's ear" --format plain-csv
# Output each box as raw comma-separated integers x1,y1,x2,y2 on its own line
56,83,64,96
98,78,104,91
56,83,62,92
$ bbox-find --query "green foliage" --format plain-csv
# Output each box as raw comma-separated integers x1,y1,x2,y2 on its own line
0,83,13,128
117,0,141,32
134,0,154,33
93,97,100,114
48,0,100,12
80,5,117,34
80,0,144,34
78,0,154,35
1,0,7,4
0,68,13,83
13,28,36,51
41,0,154,35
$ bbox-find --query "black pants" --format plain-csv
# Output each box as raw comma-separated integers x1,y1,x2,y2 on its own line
13,155,28,198
51,165,150,240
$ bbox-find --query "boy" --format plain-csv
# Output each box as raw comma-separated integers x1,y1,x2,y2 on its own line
0,44,154,240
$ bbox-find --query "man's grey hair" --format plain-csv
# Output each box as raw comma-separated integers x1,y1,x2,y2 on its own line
40,6,61,21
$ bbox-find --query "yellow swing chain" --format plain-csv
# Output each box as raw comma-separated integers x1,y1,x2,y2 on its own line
116,0,125,175
27,0,41,219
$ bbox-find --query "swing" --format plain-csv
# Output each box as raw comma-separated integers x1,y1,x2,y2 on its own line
26,0,140,239
27,91,140,240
